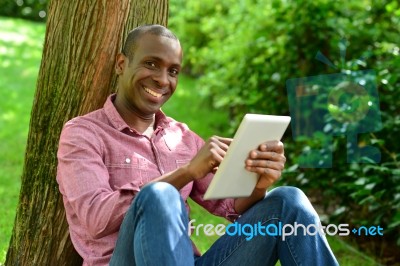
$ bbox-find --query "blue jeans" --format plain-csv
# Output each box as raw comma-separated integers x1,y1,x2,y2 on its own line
110,182,338,266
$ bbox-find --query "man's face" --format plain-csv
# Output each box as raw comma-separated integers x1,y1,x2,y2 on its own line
116,34,182,117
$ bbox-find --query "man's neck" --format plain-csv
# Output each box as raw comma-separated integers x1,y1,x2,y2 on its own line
113,97,155,133
126,114,155,134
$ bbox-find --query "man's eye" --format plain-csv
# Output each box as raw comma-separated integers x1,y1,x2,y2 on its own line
169,68,179,76
145,61,156,68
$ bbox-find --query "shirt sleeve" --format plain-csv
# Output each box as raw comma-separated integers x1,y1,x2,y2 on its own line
188,134,239,222
56,119,137,239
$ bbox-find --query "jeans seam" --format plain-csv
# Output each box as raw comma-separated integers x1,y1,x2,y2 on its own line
215,234,247,266
138,218,149,266
215,216,280,266
261,217,299,266
284,239,299,266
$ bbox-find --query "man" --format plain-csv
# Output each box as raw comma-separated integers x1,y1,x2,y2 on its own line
57,25,338,266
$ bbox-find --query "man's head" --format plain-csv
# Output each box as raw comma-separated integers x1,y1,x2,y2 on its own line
114,25,182,121
121,25,179,62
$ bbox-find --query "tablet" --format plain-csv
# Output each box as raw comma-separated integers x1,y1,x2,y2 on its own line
203,114,291,200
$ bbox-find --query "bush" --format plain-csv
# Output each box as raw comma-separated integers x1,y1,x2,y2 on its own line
0,0,48,21
169,0,400,262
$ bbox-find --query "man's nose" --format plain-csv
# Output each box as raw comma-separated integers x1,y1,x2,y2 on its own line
153,69,169,87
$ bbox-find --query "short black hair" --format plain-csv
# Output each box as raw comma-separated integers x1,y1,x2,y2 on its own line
122,24,179,61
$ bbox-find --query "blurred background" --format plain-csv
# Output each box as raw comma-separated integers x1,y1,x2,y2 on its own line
0,0,399,265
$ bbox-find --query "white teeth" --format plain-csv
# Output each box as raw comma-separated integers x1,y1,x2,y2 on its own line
143,87,162,98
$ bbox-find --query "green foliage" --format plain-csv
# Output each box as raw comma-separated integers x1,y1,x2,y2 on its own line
162,75,229,138
169,0,400,260
0,0,47,21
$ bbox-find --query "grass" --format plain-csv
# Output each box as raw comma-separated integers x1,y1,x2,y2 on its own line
0,16,45,262
0,16,381,265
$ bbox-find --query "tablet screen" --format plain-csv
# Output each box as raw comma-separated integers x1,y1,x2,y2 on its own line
203,114,291,200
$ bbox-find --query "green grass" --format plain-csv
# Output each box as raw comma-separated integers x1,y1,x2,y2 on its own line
0,16,381,265
0,17,45,262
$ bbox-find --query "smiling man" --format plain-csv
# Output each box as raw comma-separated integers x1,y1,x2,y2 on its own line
114,31,182,132
57,25,338,266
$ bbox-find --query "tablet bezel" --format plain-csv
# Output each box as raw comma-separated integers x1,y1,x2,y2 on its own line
203,114,291,200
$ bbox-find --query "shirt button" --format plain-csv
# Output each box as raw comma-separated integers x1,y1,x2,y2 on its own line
125,158,131,163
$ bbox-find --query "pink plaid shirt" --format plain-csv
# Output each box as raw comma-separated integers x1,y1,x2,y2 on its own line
57,94,238,266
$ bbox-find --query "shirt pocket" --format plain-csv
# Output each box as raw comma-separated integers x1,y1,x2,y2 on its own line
105,154,143,190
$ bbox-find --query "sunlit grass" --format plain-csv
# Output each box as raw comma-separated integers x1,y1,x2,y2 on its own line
0,16,381,265
0,16,45,263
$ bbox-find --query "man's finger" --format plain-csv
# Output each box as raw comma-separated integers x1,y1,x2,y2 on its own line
209,142,226,162
252,167,282,179
210,136,231,151
259,141,284,153
249,151,286,163
246,159,285,171
213,136,233,145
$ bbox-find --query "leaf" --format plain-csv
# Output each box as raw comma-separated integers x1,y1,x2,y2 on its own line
355,177,367,185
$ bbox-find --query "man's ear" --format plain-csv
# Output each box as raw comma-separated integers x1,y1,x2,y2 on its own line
115,53,127,75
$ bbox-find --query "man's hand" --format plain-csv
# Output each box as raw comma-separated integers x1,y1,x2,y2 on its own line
245,140,286,190
187,136,232,180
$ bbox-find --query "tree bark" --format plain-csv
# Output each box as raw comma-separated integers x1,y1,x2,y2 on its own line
6,0,168,265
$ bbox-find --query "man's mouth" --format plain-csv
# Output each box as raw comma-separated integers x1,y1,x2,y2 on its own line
143,86,163,98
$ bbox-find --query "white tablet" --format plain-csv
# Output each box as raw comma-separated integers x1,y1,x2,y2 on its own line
203,114,291,200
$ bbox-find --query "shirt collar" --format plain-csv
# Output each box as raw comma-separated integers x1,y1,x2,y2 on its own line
104,94,170,132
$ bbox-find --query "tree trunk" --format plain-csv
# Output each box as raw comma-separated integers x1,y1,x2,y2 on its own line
5,0,168,265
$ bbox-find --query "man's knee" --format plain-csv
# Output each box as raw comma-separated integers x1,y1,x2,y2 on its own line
266,186,315,215
268,186,307,201
140,182,180,200
134,182,183,213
